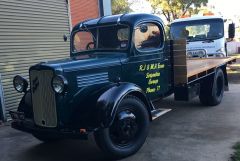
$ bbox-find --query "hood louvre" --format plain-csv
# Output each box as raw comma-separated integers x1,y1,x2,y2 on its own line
77,72,109,88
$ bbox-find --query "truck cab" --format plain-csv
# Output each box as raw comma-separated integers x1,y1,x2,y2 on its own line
10,13,235,158
70,13,171,100
170,16,226,57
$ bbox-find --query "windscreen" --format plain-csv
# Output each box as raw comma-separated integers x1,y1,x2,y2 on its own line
72,25,129,53
170,18,224,41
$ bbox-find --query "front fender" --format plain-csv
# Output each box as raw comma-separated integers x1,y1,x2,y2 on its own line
17,90,33,118
96,82,153,128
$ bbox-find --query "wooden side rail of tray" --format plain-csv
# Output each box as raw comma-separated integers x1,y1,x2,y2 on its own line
172,39,237,85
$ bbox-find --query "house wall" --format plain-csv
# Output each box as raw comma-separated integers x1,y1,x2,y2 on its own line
70,0,100,28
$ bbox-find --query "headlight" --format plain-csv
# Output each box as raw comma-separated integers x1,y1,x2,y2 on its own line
196,50,206,58
187,51,193,57
187,49,206,58
13,75,28,93
51,75,68,94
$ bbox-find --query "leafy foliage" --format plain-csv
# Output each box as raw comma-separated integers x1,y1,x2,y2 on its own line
231,142,240,161
111,0,133,15
148,0,208,22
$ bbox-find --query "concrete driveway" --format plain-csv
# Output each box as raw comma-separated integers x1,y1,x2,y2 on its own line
1,84,240,161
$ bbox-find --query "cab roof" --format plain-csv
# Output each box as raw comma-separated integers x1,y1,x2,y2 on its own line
172,15,224,24
72,13,164,32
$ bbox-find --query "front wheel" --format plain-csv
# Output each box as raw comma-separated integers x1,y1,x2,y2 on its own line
94,96,150,158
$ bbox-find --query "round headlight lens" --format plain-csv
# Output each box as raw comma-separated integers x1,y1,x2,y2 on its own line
52,75,67,94
187,51,192,57
13,75,28,93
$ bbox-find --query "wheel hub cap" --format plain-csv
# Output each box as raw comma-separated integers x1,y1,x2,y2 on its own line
110,110,138,145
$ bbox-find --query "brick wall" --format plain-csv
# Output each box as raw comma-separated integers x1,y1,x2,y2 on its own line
70,0,100,27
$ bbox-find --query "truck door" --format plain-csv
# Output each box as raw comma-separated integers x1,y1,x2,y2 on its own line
121,22,170,100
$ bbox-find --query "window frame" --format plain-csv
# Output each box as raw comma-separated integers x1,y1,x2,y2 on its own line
133,21,165,55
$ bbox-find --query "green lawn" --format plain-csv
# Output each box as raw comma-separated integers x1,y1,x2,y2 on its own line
231,143,240,161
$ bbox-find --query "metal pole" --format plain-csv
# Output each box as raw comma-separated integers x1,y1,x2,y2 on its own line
98,0,112,17
98,0,104,17
0,74,6,122
67,0,72,31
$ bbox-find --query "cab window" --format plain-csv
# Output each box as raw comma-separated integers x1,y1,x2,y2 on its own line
134,23,162,52
98,25,129,49
73,31,95,52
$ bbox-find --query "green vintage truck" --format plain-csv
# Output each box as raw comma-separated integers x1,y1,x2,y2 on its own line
10,13,235,158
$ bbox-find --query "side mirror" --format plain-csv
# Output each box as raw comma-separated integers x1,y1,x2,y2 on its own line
228,23,235,39
140,24,148,33
63,34,68,42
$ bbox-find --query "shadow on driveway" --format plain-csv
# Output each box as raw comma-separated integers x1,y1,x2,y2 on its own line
17,138,111,161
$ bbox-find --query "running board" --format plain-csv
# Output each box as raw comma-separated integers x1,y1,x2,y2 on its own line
151,108,172,120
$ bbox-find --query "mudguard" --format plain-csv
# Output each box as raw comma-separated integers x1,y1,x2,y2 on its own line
17,90,33,118
96,82,153,128
221,65,229,91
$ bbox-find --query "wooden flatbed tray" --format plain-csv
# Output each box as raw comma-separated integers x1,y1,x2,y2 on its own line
187,57,236,78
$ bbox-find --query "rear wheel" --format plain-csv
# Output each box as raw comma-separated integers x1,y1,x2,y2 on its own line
94,96,149,158
199,68,225,106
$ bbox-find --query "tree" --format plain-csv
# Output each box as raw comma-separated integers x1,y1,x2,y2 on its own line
148,0,208,23
111,0,133,15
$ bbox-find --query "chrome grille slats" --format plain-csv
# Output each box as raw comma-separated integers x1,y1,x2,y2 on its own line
77,72,109,88
30,70,57,127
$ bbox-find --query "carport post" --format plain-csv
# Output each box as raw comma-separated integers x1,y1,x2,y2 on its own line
98,0,112,16
0,74,6,122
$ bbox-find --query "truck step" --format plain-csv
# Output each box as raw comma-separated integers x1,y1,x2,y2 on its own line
151,108,172,120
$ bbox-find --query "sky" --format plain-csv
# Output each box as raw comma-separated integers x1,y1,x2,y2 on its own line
129,0,240,20
208,0,240,18
129,0,152,13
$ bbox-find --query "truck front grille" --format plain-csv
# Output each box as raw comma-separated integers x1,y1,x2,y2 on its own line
30,70,57,127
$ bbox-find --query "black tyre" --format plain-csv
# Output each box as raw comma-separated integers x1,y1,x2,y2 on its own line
199,69,225,106
94,95,150,158
32,133,60,142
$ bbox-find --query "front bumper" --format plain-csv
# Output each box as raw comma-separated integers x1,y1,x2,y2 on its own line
10,111,88,140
